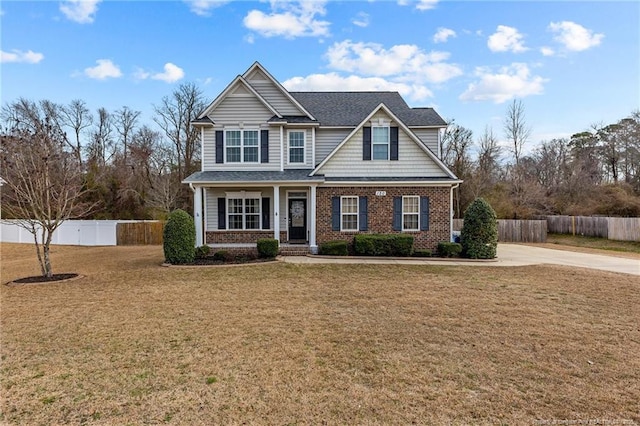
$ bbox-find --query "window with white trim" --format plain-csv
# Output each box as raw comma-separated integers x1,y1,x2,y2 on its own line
402,196,419,231
372,126,389,160
341,196,358,231
227,192,261,230
288,131,305,164
225,130,259,163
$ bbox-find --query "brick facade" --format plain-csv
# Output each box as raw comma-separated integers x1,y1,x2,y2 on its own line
316,186,451,251
206,231,291,244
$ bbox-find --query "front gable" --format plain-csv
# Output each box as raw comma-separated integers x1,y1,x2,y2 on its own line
242,62,314,119
313,104,456,179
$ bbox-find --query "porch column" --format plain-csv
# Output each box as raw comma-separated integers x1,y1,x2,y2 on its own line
309,185,317,254
194,186,203,247
273,185,280,242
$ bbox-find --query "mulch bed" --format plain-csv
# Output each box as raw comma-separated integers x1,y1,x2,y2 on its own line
8,273,80,285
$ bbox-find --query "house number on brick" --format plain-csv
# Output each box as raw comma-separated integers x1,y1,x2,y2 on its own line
375,191,387,196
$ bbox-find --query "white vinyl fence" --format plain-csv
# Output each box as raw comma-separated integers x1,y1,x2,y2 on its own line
1,220,160,246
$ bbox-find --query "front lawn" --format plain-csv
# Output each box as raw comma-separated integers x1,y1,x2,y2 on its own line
1,244,638,424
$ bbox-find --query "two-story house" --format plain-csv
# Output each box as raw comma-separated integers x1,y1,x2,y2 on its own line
183,62,461,254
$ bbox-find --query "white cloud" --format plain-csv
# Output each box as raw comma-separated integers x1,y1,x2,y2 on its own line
416,0,438,11
283,73,433,101
540,46,555,57
1,49,44,64
60,0,101,24
151,63,185,83
325,40,462,84
548,21,603,52
352,12,370,28
459,63,547,103
487,25,527,53
243,1,330,39
133,67,150,80
184,0,230,16
433,27,456,43
84,59,122,80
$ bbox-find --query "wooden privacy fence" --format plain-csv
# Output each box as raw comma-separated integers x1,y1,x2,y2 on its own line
452,219,547,243
116,222,165,245
544,215,640,241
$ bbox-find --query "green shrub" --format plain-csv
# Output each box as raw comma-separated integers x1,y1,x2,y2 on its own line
213,250,231,262
163,209,195,264
461,198,498,259
257,238,279,258
412,249,432,257
195,245,211,259
437,242,462,258
318,240,349,256
353,234,414,257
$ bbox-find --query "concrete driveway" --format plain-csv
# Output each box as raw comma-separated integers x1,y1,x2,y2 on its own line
281,244,640,276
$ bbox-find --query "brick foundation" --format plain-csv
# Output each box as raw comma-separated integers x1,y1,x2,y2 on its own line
316,186,451,251
206,230,274,244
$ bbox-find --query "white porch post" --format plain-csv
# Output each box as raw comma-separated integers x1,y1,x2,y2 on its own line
194,186,203,247
309,185,317,254
273,185,280,242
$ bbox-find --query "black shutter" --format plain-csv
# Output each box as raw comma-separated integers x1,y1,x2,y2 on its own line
392,197,402,231
331,196,340,231
390,127,399,161
262,197,270,229
359,196,368,231
420,196,430,231
215,130,224,164
363,127,371,161
217,197,226,230
260,129,269,163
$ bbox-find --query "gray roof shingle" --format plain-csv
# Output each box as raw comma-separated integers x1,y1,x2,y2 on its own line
290,92,447,127
183,170,324,184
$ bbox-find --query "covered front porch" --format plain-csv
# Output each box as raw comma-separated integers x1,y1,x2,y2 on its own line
185,170,324,254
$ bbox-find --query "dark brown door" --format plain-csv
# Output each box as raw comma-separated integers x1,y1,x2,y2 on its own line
288,199,307,241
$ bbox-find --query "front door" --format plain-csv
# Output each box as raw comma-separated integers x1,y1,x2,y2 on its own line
288,199,307,242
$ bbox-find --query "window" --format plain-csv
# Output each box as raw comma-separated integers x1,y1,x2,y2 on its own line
372,126,389,160
402,196,420,231
341,196,358,231
225,130,259,163
227,194,261,230
289,131,305,164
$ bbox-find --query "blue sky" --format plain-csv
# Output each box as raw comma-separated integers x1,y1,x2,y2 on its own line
2,0,638,155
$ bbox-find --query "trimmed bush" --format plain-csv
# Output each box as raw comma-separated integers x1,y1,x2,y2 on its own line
437,242,462,258
412,249,432,257
213,250,231,262
163,209,196,264
461,198,498,259
195,245,211,259
353,234,414,257
257,238,279,258
318,240,349,256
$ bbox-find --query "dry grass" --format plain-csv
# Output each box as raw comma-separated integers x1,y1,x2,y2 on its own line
1,243,639,425
545,233,640,257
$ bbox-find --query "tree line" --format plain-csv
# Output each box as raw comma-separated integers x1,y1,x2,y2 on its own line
2,87,639,223
442,100,640,219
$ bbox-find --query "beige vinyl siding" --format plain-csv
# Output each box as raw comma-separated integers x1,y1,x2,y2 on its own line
202,127,217,170
315,128,352,164
209,95,274,125
245,69,304,116
317,127,448,178
412,128,440,155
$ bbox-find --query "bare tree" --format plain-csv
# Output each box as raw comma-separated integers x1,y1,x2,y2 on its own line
114,106,141,162
153,82,205,181
60,99,93,166
503,99,532,166
87,107,115,166
1,99,95,277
